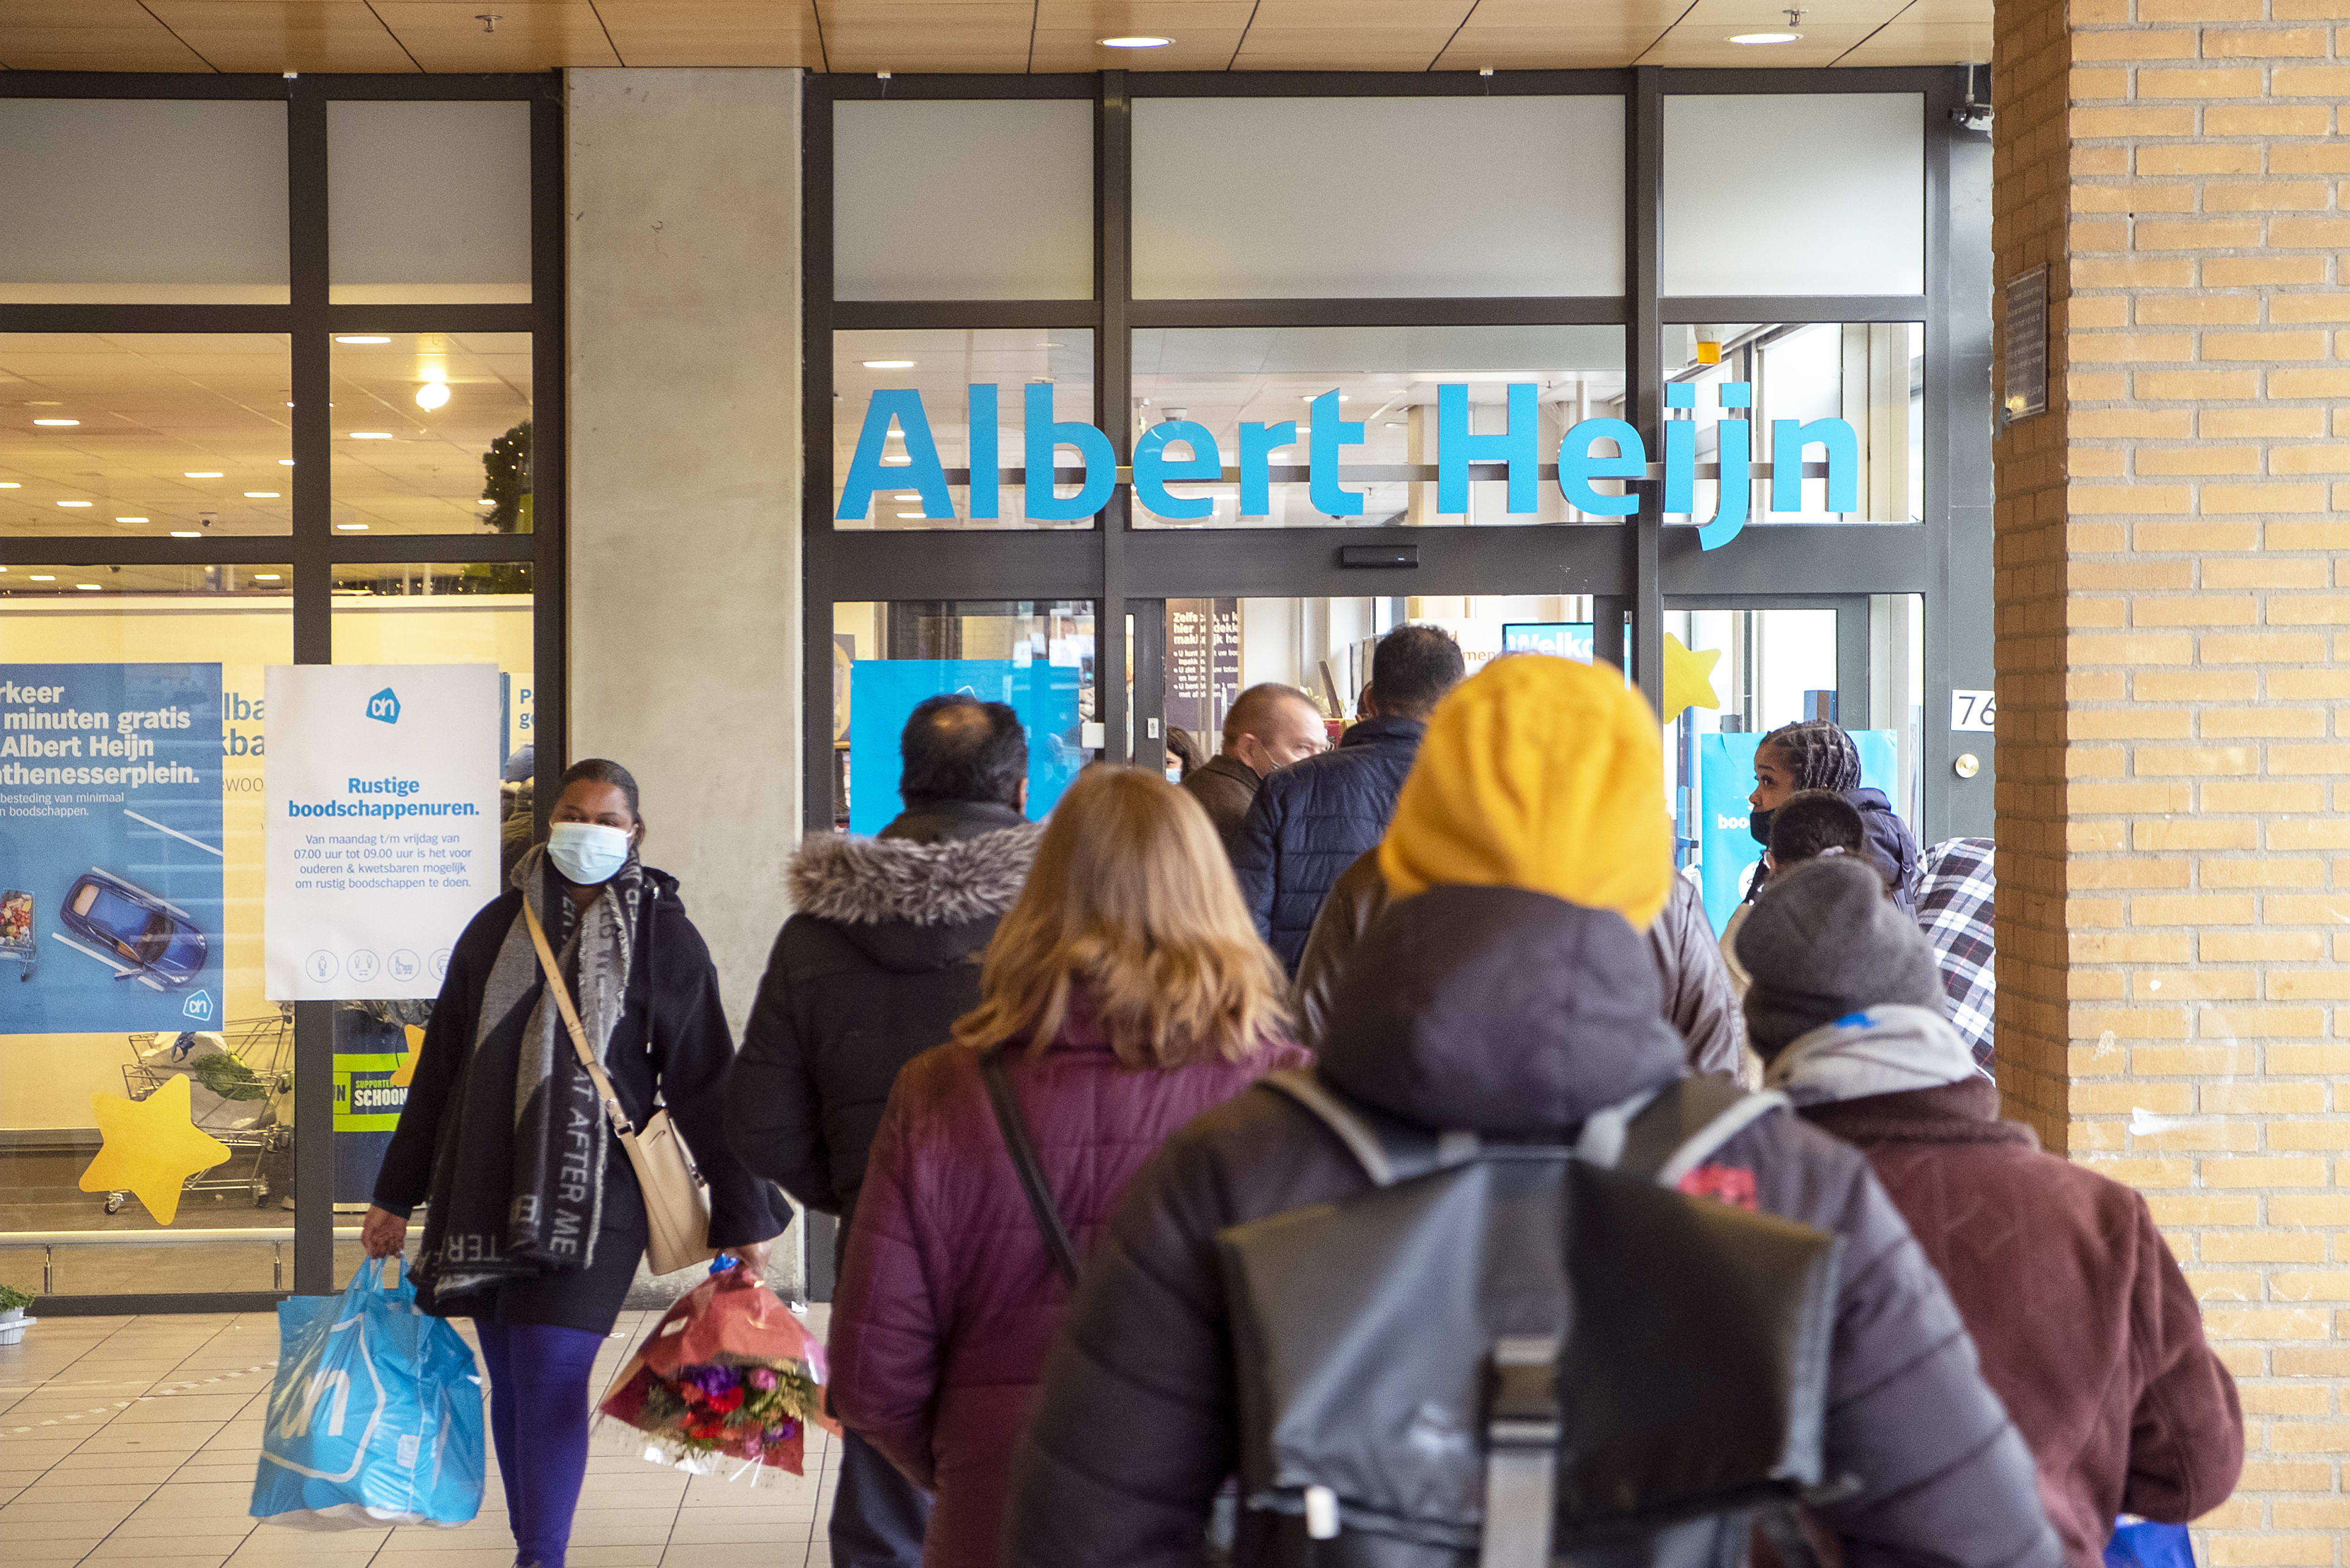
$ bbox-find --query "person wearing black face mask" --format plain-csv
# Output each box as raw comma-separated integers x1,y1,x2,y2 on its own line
362,757,788,1568
1744,719,1919,916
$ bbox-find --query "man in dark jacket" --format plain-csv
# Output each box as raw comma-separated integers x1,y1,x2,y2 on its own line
725,695,1041,1568
1004,656,2060,1568
1182,682,1327,856
1231,625,1464,971
1741,857,2240,1568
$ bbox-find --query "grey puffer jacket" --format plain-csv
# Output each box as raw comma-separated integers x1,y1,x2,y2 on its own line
1292,848,1743,1079
1004,884,2060,1568
723,801,1040,1245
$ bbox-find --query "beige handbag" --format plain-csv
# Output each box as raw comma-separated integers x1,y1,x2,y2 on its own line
523,900,718,1277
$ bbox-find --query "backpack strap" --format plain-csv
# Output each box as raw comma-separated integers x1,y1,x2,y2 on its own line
980,1045,1083,1290
1260,1070,1482,1188
1479,1334,1562,1568
1605,1075,1792,1189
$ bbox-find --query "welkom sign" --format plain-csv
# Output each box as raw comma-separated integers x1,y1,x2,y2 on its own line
838,382,1863,552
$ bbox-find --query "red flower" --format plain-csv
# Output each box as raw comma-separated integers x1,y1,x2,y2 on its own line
677,1381,706,1404
709,1387,745,1414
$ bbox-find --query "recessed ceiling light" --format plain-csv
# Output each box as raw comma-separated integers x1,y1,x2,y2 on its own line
1098,35,1171,47
253,573,282,581
477,498,496,506
415,382,451,411
31,418,78,427
170,531,201,537
0,482,18,489
244,491,280,499
75,583,100,591
862,359,916,370
55,500,92,508
1729,31,1801,43
185,471,224,479
115,516,149,523
348,431,393,440
337,522,369,530
895,492,922,500
334,335,392,345
279,458,296,466
29,575,54,581
895,512,927,519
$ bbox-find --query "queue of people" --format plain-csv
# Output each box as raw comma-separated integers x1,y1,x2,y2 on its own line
360,627,2237,1568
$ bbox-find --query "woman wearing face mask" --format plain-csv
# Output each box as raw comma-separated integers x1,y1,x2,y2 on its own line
360,758,788,1568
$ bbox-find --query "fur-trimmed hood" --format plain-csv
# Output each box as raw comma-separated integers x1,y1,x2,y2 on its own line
790,821,1040,928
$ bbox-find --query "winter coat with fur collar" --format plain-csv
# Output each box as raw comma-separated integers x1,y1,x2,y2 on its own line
723,802,1041,1245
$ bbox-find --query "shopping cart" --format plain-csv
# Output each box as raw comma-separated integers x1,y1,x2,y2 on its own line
110,1007,295,1213
0,889,35,982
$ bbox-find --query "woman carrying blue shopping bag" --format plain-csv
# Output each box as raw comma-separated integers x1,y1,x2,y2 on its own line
362,759,789,1568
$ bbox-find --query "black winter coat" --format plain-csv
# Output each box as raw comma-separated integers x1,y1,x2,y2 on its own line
1004,886,2061,1568
373,867,789,1333
1230,715,1424,973
724,801,1040,1250
1852,786,1922,916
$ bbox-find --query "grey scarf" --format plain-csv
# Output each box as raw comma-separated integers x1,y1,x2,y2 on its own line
1764,1003,1987,1110
414,844,644,1301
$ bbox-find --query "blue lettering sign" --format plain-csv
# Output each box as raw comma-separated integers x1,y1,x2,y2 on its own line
1436,382,1542,515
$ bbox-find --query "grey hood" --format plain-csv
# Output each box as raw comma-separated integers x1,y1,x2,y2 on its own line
789,822,1042,928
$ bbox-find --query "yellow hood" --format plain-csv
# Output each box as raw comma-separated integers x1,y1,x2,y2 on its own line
1377,654,1672,930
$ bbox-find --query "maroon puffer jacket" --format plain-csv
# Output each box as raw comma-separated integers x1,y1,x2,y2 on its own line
829,1014,1309,1568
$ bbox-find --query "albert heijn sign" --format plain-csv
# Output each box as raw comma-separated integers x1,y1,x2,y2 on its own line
836,381,1862,552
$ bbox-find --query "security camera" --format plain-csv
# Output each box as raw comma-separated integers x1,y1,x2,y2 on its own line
1952,103,1992,133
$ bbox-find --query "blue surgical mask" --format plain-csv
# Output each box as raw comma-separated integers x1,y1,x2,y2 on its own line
547,822,632,886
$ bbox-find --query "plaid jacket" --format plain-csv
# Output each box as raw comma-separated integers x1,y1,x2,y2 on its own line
1915,837,1996,1069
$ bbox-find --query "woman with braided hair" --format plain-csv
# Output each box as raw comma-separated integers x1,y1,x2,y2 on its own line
1746,719,1920,916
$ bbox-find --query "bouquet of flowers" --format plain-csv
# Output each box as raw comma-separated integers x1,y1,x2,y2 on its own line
598,1261,827,1479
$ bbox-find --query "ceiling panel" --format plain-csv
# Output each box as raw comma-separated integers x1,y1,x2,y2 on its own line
143,2,422,73
368,2,621,72
0,0,212,71
0,0,1992,75
594,1,824,68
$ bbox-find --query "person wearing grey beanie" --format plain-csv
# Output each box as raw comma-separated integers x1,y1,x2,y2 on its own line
1736,856,2241,1568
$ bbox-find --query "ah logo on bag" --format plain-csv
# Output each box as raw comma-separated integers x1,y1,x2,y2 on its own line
261,1315,388,1484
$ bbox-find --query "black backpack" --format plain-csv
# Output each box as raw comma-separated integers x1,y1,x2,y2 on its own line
1216,1070,1845,1568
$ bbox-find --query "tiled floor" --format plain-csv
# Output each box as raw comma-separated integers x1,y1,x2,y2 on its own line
0,1312,837,1568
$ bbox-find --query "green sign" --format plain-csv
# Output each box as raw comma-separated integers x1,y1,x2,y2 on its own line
333,1050,408,1132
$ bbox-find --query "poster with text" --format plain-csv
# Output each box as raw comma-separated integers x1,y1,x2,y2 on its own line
264,664,500,1001
846,660,1081,836
0,663,225,1032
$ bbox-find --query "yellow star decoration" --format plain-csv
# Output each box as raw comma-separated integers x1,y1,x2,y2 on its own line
80,1075,231,1226
389,1024,426,1088
1661,633,1724,725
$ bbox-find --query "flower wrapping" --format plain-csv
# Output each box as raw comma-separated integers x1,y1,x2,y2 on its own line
597,1264,826,1479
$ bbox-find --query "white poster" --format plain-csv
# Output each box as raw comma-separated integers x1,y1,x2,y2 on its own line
264,664,501,1001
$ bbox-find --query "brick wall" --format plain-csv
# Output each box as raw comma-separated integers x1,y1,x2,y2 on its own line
1993,0,2350,1553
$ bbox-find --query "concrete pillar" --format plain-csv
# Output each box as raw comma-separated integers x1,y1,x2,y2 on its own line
565,66,804,1277
1993,0,2350,1544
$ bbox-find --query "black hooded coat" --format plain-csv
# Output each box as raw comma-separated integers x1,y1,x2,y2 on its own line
1002,885,2061,1568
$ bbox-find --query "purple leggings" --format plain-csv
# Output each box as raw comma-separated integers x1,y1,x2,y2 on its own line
475,1321,606,1568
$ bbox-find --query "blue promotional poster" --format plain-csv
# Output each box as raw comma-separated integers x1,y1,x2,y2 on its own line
0,663,226,1032
1501,622,1595,663
847,660,1083,837
1696,729,1901,934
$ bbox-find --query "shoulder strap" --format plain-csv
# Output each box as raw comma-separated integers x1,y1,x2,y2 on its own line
1260,1069,1482,1188
521,898,637,1138
980,1046,1083,1290
1608,1076,1791,1188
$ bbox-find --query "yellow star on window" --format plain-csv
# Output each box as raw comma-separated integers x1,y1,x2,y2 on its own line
389,1024,426,1088
1661,633,1723,725
80,1075,231,1226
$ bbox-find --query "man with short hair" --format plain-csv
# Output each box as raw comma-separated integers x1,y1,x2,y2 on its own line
1182,682,1327,856
1232,625,1466,973
725,693,1042,1568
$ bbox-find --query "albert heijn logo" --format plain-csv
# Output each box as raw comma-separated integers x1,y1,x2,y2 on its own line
365,688,401,725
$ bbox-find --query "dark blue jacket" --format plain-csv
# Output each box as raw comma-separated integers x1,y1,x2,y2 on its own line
1230,715,1425,973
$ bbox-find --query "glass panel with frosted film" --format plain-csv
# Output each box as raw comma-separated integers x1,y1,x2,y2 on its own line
833,331,1095,530
0,100,289,305
328,559,535,1285
1133,97,1625,299
329,101,532,305
834,101,1092,301
832,602,1097,831
1663,323,1923,531
1661,94,1925,297
0,565,293,1297
1131,326,1627,529
329,333,533,536
0,334,293,538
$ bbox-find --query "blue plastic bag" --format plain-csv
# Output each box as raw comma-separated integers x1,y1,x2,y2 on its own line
251,1258,486,1528
2108,1518,2197,1568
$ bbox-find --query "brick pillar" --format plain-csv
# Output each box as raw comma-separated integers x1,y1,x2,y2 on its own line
1993,0,2350,1548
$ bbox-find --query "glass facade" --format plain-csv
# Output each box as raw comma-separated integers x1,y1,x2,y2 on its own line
0,78,558,1304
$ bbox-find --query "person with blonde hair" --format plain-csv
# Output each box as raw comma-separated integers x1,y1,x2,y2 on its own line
827,766,1307,1568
